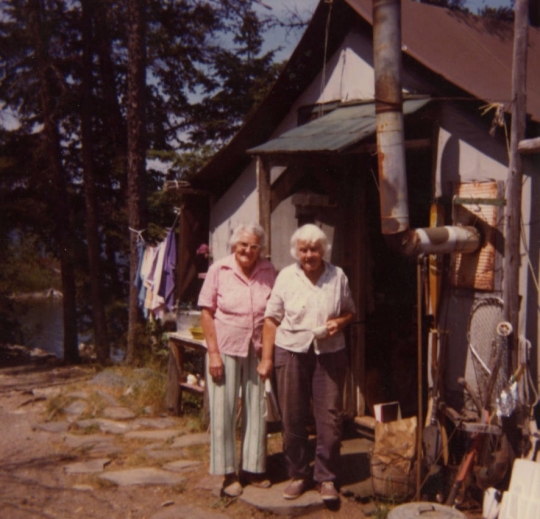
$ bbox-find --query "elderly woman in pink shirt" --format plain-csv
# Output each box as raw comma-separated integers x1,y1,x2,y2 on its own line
198,223,276,497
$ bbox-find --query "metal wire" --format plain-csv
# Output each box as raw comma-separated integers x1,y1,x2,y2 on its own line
467,297,507,412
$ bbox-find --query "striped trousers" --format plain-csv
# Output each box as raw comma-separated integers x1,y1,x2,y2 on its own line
206,346,267,475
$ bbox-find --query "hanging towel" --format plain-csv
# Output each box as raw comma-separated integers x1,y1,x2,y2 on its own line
158,229,177,312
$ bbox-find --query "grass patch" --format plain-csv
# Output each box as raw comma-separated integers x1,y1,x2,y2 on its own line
79,422,100,435
185,443,210,462
371,501,393,519
45,393,75,421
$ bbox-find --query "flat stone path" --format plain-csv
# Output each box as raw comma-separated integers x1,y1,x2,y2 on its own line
0,363,396,519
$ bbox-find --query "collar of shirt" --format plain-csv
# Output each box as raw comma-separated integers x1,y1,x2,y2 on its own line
293,260,329,289
221,254,272,285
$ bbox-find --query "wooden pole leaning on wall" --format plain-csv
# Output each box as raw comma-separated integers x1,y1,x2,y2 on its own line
257,156,272,258
415,256,425,501
504,0,529,368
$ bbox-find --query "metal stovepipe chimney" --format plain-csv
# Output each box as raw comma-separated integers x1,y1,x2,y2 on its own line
372,0,480,256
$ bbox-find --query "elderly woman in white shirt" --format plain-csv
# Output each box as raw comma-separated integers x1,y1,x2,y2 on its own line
257,224,355,502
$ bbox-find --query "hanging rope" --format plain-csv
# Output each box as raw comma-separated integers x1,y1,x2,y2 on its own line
170,205,183,230
129,227,145,243
318,0,333,118
480,102,510,156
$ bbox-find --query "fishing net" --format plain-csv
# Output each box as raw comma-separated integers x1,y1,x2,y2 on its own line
467,297,508,413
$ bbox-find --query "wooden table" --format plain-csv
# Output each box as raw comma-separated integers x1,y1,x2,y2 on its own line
165,331,208,416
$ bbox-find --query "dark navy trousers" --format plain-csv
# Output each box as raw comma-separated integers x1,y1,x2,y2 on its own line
274,344,347,484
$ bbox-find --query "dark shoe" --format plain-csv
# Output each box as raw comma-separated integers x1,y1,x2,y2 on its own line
283,478,308,500
242,471,271,488
222,474,242,497
319,481,339,501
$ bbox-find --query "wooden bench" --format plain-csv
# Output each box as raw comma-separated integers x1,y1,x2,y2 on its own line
165,331,208,417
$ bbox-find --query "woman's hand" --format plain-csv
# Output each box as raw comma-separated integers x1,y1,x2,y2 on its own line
201,308,224,382
326,319,340,337
208,352,224,382
326,312,354,337
258,317,279,381
257,358,273,381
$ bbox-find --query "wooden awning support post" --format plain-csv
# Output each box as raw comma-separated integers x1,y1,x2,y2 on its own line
257,156,272,258
518,137,540,154
504,0,529,365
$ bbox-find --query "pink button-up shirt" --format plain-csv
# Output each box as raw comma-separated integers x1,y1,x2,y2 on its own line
198,254,276,357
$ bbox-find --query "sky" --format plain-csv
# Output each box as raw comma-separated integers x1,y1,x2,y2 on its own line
0,0,517,132
256,0,515,61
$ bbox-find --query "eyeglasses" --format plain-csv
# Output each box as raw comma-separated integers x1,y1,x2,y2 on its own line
237,242,261,251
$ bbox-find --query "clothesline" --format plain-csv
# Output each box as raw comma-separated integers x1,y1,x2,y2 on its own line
133,227,177,321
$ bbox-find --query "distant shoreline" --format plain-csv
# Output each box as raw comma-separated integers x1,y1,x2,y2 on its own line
9,289,63,302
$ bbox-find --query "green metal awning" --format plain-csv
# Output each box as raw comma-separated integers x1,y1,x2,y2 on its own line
247,97,431,155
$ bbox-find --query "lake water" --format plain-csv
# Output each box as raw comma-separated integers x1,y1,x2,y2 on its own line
15,298,64,358
15,298,124,361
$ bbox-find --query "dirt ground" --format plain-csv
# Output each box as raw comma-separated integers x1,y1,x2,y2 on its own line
0,358,390,519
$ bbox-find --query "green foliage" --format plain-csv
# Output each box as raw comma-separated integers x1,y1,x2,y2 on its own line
371,502,392,519
0,0,289,359
479,6,515,21
0,233,61,294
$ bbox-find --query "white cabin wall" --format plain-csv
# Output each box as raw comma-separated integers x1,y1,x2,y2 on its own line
270,195,297,272
208,161,258,261
432,104,540,404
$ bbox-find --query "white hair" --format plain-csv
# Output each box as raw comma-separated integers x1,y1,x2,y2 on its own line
290,224,331,260
229,223,267,252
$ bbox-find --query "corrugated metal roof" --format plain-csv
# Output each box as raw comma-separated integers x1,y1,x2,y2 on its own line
191,0,540,196
248,98,431,155
347,0,540,123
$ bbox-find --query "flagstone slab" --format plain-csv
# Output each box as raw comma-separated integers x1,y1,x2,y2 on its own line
162,459,202,473
96,390,120,406
33,421,70,433
76,418,136,434
125,429,180,441
144,449,187,460
72,484,94,491
133,417,179,429
103,406,136,420
64,400,87,415
98,418,135,434
32,387,62,399
171,432,210,448
90,371,128,389
64,433,113,449
63,433,120,456
64,458,111,474
99,467,187,486
89,442,122,457
240,482,325,516
67,391,90,400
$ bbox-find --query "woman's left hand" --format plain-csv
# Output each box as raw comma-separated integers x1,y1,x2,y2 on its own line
326,312,354,337
326,319,340,337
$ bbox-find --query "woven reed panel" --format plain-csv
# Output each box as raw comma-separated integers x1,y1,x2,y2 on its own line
451,181,500,291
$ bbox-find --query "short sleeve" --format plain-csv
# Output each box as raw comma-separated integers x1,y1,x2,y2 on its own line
197,262,219,311
264,271,286,323
340,270,356,315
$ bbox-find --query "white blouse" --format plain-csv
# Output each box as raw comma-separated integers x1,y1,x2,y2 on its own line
264,261,356,354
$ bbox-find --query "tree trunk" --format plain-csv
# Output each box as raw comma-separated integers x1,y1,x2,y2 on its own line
125,0,148,365
29,0,79,363
81,0,110,362
94,0,129,301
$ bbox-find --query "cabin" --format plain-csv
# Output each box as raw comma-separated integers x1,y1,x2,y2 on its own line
171,0,540,442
